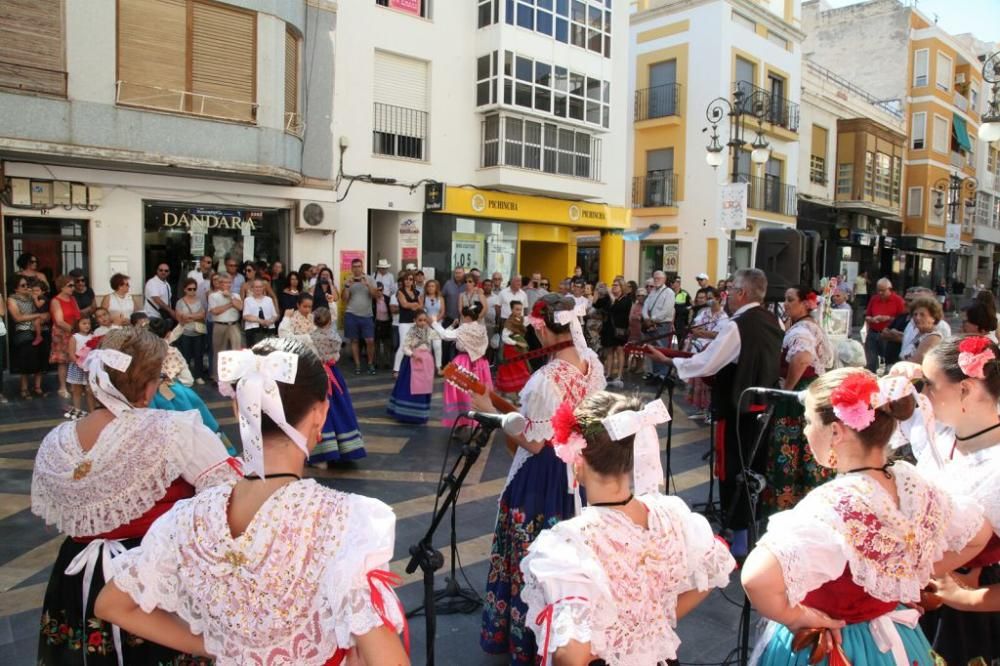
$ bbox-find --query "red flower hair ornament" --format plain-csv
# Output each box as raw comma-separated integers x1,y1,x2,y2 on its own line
830,373,881,431
958,336,995,379
551,400,588,468
804,292,819,310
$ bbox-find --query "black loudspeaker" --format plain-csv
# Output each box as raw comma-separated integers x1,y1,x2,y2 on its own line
755,228,803,301
800,230,821,292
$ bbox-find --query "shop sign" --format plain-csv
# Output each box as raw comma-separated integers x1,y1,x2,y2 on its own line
156,208,263,232
719,183,748,231
424,182,446,211
662,242,679,273
487,239,515,284
399,218,420,235
402,247,418,262
945,224,961,251
340,250,366,272
190,233,205,256
451,232,484,270
437,186,627,229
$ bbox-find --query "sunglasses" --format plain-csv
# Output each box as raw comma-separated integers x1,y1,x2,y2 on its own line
185,287,196,292
540,282,549,287
28,259,38,264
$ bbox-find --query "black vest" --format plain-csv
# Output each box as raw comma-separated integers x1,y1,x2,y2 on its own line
712,305,783,420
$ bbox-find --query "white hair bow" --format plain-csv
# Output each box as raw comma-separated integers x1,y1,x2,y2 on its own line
82,349,134,417
217,350,308,479
554,302,590,355
877,375,944,469
601,399,671,496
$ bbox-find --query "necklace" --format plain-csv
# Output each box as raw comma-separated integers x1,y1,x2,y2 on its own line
845,459,895,479
244,473,302,481
590,493,633,508
954,421,1000,442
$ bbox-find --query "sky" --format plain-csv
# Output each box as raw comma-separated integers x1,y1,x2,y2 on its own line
821,0,1000,45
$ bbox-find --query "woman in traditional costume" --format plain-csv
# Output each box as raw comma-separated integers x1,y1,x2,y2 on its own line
521,391,735,665
95,337,409,665
473,294,606,663
388,309,435,424
914,336,1000,665
742,368,991,666
32,327,240,665
277,292,315,338
434,301,491,429
763,286,834,514
494,301,531,399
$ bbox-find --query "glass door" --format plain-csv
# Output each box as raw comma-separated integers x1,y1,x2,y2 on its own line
4,216,88,288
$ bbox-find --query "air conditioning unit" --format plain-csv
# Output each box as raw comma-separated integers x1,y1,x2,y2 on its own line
295,201,337,234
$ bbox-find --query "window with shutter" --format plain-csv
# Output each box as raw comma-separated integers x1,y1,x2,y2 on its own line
117,0,256,123
284,28,301,134
0,0,66,97
373,51,429,160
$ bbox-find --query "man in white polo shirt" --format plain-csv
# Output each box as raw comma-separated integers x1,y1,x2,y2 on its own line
144,263,175,323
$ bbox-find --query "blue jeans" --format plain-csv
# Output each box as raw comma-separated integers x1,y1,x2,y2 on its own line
176,334,205,380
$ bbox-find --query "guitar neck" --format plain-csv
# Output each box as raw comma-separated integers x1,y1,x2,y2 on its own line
489,392,518,414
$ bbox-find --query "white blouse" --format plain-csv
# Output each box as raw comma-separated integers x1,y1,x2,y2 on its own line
759,462,983,607
109,480,405,666
105,292,135,321
521,494,735,665
783,317,834,376
931,443,1000,536
31,409,238,537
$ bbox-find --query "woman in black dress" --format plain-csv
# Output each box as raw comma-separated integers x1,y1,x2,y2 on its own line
278,270,302,315
601,280,632,387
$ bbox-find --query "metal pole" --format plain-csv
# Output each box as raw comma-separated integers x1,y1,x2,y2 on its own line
728,109,741,278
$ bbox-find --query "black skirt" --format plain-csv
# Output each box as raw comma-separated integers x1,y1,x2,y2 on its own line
11,330,45,375
922,563,1000,666
38,536,210,666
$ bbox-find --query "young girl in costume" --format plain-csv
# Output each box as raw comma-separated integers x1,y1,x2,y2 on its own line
433,301,490,429
388,309,434,424
472,294,605,663
306,307,366,464
742,367,991,666
96,337,408,665
65,315,96,419
495,300,531,399
521,391,735,665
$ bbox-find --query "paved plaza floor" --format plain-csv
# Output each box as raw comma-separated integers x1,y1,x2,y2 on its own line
0,371,748,665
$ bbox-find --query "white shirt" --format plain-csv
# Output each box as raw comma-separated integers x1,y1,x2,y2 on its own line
499,287,529,319
188,269,213,314
673,302,758,380
242,295,277,330
486,294,502,327
143,276,172,318
900,319,951,359
372,271,397,297
642,286,675,324
209,291,241,324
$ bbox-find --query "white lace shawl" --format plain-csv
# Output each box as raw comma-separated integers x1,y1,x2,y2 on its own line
783,318,834,376
933,443,1000,537
278,310,316,338
109,481,403,666
521,495,734,665
31,409,239,537
433,321,489,361
759,462,983,606
506,349,606,487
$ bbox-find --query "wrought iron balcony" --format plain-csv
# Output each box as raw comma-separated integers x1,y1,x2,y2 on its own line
739,173,797,216
634,83,682,121
735,80,800,132
632,171,678,208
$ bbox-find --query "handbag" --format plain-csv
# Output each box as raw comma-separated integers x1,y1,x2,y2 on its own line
0,317,6,337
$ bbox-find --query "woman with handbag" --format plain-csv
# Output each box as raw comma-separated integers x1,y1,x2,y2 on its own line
50,275,82,400
7,276,47,399
175,277,208,385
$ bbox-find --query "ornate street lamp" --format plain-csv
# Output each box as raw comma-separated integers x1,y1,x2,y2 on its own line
934,174,977,283
980,51,1000,144
705,86,772,276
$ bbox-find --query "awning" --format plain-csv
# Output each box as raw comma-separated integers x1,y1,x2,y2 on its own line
953,114,973,151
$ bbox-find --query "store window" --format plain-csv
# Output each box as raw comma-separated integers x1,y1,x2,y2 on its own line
142,202,288,286
421,214,519,285
4,216,87,286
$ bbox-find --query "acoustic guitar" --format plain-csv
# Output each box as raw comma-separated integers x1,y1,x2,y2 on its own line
623,343,693,363
443,363,519,454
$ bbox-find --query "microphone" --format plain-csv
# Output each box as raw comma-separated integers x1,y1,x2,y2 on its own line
746,387,806,405
466,411,527,436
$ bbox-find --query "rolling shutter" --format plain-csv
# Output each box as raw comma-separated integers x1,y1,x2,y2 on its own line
117,0,187,109
0,0,66,96
190,0,256,121
374,51,428,111
812,125,828,159
284,28,299,123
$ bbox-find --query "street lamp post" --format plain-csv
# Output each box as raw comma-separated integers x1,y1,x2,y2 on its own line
705,86,772,277
980,51,1000,143
933,174,977,287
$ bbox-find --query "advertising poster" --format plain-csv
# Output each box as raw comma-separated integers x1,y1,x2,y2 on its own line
389,0,421,16
451,232,484,271
662,242,679,274
719,182,749,231
487,240,515,284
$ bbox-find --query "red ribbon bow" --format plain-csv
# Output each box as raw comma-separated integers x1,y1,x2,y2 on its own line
534,596,589,665
366,569,409,655
324,360,343,397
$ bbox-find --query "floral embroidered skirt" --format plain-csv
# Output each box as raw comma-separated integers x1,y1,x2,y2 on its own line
39,536,209,666
442,353,492,428
481,445,577,663
495,345,531,394
922,563,1000,666
387,356,431,424
761,376,831,516
311,363,366,463
755,610,936,666
49,327,72,365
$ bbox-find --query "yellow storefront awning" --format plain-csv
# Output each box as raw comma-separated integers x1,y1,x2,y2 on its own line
436,186,629,230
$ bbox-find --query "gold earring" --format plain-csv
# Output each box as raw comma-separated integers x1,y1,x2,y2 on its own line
827,447,838,468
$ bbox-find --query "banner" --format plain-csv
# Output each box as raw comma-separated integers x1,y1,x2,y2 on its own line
945,224,961,251
389,0,421,16
719,183,748,231
451,232,484,271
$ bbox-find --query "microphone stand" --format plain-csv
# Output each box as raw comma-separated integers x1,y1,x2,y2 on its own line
405,423,495,666
654,367,678,493
691,398,721,525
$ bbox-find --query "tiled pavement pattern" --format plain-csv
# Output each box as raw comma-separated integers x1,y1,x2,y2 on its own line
0,373,747,665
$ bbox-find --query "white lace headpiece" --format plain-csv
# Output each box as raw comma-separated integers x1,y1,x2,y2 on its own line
217,350,308,479
601,399,671,495
82,349,135,417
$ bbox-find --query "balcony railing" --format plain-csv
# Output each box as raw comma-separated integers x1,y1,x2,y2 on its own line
373,102,428,161
739,173,797,216
0,60,66,97
632,171,678,208
116,81,258,123
735,80,800,132
634,83,682,121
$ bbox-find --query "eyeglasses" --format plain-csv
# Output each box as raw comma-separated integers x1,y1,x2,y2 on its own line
540,282,549,287
185,287,196,292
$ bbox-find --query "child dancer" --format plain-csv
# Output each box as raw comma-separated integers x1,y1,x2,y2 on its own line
388,309,434,424
307,307,366,464
433,301,490,429
65,315,95,419
495,301,531,400
521,391,735,665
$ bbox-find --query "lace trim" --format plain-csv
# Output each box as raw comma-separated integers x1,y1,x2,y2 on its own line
784,320,833,375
